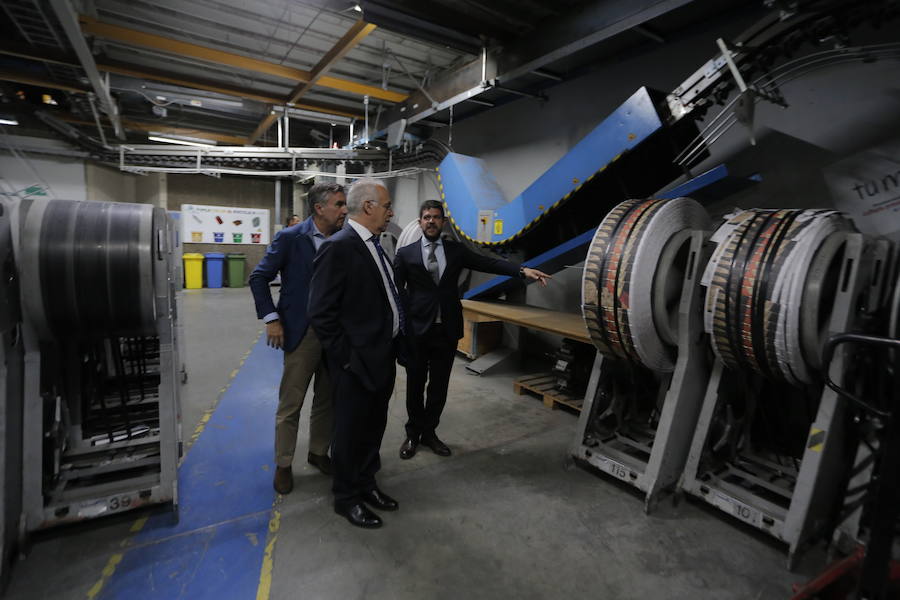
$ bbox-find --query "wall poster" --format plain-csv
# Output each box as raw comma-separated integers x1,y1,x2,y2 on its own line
181,204,270,245
823,139,900,242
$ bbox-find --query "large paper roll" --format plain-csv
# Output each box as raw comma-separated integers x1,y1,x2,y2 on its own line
703,209,854,385
19,199,160,340
582,197,709,372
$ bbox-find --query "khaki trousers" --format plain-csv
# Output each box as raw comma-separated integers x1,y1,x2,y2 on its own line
275,329,333,467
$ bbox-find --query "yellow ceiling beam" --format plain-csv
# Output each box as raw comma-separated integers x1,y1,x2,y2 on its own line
80,15,310,82
79,16,407,103
317,75,406,102
0,46,364,120
100,60,363,119
250,19,377,144
57,113,248,145
123,120,248,145
0,70,88,94
288,20,377,104
103,60,286,105
249,114,280,146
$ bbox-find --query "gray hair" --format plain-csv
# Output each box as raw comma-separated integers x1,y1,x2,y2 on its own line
346,177,387,215
306,182,345,215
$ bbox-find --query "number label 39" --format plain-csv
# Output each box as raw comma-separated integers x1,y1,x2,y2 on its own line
108,495,133,511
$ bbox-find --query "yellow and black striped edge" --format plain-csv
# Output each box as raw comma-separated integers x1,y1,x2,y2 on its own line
436,153,625,247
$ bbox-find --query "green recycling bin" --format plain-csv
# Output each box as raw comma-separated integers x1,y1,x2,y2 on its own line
226,253,246,288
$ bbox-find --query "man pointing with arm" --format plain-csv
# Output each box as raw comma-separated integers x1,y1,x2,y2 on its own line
394,199,550,459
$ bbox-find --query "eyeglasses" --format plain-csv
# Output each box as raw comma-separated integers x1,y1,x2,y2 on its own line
421,214,443,222
367,200,392,211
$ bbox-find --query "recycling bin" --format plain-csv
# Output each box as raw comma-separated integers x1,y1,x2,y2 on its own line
183,253,204,289
204,252,226,288
226,253,246,288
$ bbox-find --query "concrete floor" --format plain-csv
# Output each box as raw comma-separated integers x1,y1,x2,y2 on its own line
4,288,810,599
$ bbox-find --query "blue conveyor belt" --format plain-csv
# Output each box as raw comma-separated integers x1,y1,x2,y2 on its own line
437,87,665,246
463,164,758,299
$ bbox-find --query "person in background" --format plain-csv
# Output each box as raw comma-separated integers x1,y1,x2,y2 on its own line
249,184,347,494
393,199,550,459
287,214,301,227
308,178,403,529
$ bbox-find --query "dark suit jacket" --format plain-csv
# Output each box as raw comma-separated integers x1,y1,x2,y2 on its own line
394,238,520,340
308,222,397,392
248,217,319,353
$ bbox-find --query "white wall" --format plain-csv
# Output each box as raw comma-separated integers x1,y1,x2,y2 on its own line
389,172,423,230
135,173,167,209
85,162,138,203
0,154,86,201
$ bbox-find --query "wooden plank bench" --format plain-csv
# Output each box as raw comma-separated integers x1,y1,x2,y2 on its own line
460,300,591,345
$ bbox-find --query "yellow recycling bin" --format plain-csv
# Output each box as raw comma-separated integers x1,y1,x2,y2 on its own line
183,253,205,289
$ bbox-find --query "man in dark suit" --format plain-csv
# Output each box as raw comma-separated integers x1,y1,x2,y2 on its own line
249,183,347,495
308,178,403,529
394,200,550,459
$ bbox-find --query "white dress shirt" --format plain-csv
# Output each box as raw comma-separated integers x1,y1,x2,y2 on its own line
348,218,400,338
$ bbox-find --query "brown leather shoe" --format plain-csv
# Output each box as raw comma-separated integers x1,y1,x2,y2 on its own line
273,466,293,494
307,452,332,475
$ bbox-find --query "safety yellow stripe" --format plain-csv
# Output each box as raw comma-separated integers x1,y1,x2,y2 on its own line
255,507,282,600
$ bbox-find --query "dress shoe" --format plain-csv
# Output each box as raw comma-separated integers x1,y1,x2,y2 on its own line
362,487,399,511
334,502,383,529
399,437,418,460
273,466,293,494
420,434,451,456
307,452,332,475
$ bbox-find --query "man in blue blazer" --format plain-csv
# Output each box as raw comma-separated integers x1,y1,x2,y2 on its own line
249,183,347,495
309,178,403,529
393,200,550,459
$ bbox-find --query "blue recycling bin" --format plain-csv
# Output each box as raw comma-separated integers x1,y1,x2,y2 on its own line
204,252,226,288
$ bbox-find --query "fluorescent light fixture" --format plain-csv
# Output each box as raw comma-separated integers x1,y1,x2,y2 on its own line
275,106,354,126
148,135,215,147
0,118,18,126
353,4,362,11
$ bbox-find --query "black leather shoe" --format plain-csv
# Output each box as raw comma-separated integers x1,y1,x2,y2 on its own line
362,488,399,511
307,452,332,475
334,502,383,529
273,466,293,494
399,437,418,460
420,434,451,456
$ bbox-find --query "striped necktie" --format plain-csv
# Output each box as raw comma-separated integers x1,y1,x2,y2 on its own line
370,235,405,335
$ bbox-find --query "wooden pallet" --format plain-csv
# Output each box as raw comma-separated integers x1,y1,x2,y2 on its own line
513,373,583,413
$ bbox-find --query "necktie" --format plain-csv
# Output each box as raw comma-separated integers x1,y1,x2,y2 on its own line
370,235,405,335
427,242,440,285
427,241,442,323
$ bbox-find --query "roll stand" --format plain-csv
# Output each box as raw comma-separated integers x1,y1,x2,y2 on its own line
0,201,23,590
11,199,183,540
571,229,712,511
678,232,891,569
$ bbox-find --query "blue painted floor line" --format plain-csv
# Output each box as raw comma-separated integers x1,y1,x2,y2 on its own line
99,335,282,600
